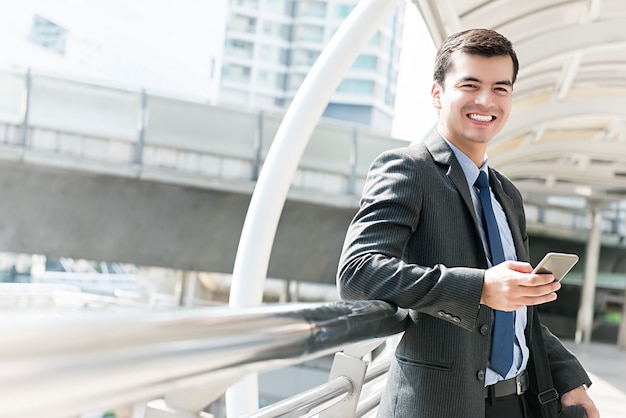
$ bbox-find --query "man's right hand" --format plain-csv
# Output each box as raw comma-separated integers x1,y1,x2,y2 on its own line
480,261,561,311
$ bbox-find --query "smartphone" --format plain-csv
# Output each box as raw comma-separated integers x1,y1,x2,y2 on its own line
532,252,579,282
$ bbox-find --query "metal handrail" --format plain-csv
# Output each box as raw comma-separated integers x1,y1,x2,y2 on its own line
0,300,408,418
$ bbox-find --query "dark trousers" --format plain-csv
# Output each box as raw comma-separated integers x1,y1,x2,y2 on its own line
485,393,538,418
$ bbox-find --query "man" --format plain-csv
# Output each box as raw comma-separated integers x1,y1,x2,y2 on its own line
337,29,599,418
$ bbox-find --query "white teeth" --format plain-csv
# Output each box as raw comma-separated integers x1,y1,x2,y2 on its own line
469,113,493,122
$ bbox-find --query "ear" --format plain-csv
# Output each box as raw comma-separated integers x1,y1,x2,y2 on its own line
431,82,442,110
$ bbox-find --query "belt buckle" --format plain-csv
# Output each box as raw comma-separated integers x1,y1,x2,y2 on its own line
515,376,523,395
515,370,527,395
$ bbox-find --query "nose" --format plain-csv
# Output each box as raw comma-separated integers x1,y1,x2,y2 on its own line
474,88,494,107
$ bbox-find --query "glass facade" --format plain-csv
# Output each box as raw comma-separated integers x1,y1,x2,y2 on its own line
296,1,327,18
220,0,404,132
224,39,254,59
337,79,375,95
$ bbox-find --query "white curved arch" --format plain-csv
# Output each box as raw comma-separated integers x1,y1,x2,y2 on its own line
226,0,404,416
516,19,626,72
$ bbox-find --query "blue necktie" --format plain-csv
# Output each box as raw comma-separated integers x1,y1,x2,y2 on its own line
475,171,514,377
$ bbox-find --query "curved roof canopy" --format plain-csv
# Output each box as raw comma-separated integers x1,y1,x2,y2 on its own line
414,0,626,209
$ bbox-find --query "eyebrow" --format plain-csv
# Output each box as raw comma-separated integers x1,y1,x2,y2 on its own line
458,76,513,87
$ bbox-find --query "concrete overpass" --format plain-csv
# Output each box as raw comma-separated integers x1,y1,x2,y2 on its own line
1,68,626,285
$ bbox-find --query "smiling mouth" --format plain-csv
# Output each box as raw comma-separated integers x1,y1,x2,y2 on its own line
468,113,494,122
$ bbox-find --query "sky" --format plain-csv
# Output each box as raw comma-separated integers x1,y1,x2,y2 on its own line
393,2,438,141
0,0,436,141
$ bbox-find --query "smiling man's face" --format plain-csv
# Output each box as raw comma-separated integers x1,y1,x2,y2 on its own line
432,51,514,163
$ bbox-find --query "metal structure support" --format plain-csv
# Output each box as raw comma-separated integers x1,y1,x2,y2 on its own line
575,206,602,344
134,89,148,165
618,288,626,349
318,352,369,418
347,127,358,195
226,0,404,416
19,68,32,147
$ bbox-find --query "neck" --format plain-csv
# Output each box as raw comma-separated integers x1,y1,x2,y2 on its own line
440,134,487,168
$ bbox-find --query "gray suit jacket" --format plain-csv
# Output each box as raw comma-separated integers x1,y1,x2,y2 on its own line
337,133,591,417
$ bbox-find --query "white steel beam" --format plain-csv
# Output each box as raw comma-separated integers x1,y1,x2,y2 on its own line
226,0,404,416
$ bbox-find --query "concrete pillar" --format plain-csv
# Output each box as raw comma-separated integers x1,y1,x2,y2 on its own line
618,288,626,349
575,206,602,344
179,271,197,307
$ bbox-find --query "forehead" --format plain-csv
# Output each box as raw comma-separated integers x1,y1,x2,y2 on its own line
446,51,514,84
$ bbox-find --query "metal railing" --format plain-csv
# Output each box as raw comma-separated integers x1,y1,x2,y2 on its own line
0,299,408,418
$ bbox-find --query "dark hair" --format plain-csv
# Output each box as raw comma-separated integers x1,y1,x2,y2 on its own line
433,28,519,86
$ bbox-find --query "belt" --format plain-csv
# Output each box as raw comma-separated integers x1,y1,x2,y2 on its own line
485,370,529,398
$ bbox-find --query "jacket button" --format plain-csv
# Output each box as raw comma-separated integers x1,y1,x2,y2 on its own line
437,311,445,316
480,324,489,335
477,370,485,381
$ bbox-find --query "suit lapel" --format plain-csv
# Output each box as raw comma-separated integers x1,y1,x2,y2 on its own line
424,133,481,231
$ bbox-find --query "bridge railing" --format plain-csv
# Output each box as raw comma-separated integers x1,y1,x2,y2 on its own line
1,67,625,235
0,299,408,418
0,67,406,201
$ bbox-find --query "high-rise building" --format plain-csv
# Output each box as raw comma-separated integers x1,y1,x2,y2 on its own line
219,0,406,134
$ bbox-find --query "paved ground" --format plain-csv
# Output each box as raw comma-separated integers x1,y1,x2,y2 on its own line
562,340,626,418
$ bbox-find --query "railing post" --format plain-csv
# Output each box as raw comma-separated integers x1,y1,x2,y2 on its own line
134,88,148,165
144,380,237,418
319,352,369,418
252,111,263,181
19,68,32,148
347,127,358,195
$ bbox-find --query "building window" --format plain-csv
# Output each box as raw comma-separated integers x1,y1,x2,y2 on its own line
336,79,375,95
352,55,377,70
262,21,291,40
260,45,289,65
292,49,319,66
335,4,354,18
229,14,257,34
225,39,254,59
257,70,286,89
288,74,306,90
29,14,67,55
296,0,327,18
264,0,290,15
368,32,380,47
294,25,324,43
222,64,252,83
231,0,259,9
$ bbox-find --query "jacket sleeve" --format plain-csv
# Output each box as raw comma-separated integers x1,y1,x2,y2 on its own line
337,148,484,332
541,324,593,393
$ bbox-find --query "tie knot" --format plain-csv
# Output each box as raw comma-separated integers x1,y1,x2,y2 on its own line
475,171,489,189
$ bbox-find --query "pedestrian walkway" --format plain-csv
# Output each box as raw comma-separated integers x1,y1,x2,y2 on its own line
563,340,626,418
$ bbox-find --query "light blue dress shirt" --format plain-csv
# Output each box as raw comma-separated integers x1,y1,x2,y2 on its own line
443,138,529,385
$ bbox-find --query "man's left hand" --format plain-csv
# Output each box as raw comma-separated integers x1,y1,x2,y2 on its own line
561,385,600,418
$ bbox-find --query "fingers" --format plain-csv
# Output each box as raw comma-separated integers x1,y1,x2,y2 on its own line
497,260,533,273
482,265,562,311
510,278,561,308
519,291,558,307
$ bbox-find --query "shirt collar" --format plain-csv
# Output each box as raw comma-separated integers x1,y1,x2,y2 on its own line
441,136,489,187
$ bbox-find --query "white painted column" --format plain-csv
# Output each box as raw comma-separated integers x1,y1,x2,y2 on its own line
575,206,602,344
226,0,405,416
619,288,626,349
